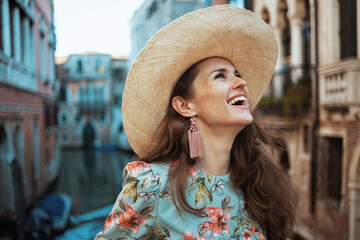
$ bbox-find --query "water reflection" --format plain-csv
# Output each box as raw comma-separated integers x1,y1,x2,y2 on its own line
54,148,134,239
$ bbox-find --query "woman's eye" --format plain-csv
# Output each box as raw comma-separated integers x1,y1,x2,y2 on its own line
215,73,225,79
235,72,242,78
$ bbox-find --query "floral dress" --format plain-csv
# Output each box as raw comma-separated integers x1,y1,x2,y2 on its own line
95,161,266,240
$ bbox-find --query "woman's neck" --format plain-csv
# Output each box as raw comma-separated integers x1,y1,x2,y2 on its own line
194,124,239,176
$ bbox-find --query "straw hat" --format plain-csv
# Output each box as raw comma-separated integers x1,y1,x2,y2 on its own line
122,5,278,158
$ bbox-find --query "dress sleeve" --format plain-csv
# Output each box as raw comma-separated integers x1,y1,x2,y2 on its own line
94,161,160,240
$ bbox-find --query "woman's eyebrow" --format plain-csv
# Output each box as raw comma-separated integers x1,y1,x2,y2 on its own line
209,68,227,75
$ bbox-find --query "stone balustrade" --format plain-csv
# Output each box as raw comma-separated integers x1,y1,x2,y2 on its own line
0,53,38,93
319,58,360,113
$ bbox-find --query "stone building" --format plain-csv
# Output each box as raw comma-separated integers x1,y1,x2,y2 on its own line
56,53,129,149
0,0,58,226
56,53,112,148
252,0,360,239
110,56,130,150
129,0,202,65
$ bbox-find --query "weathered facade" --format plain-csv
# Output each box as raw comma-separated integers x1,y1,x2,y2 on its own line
56,53,112,148
0,0,58,224
56,53,128,149
253,0,360,239
110,56,130,149
129,0,202,65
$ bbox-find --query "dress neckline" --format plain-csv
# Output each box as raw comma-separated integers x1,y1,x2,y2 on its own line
194,167,231,181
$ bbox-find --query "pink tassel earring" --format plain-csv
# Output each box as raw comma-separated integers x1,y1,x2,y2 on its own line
188,117,203,159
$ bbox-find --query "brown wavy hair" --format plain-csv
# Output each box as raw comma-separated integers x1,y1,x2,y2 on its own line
139,59,298,240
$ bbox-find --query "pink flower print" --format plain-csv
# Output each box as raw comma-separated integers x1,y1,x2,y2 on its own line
203,206,230,238
195,236,205,240
250,225,259,234
114,203,146,235
125,161,151,176
187,166,197,178
242,230,253,239
103,213,113,232
183,231,194,239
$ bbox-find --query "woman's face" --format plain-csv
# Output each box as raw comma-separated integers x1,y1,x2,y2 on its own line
189,57,253,130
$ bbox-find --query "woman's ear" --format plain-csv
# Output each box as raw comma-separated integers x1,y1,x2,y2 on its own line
171,96,196,117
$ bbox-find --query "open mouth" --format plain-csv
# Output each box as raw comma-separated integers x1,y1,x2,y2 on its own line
227,96,248,107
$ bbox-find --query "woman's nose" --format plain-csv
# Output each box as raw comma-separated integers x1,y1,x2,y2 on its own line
231,76,247,90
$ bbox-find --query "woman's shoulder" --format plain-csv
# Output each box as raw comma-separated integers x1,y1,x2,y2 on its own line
123,160,172,181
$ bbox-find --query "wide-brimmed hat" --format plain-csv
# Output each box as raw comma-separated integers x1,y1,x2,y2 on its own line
122,4,278,158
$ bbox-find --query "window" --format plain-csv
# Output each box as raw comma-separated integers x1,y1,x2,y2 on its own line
61,112,68,125
33,120,40,178
0,1,4,52
340,0,357,58
318,137,343,207
62,134,68,141
98,88,104,103
147,1,158,18
0,126,7,160
54,103,58,126
96,59,104,74
77,59,83,73
10,2,15,57
278,0,291,65
261,8,270,24
44,102,50,128
303,125,309,153
20,12,25,62
99,112,107,123
59,84,67,102
77,59,82,73
244,0,253,11
74,114,81,124
40,33,46,74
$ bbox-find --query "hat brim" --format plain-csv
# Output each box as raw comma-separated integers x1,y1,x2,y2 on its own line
123,5,278,158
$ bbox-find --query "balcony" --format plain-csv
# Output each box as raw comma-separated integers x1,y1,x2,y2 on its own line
0,53,38,93
258,65,311,118
319,58,360,113
77,102,107,113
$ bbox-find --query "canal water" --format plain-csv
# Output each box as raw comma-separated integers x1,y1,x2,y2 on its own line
53,148,135,240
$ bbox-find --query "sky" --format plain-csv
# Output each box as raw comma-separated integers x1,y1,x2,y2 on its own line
54,0,145,57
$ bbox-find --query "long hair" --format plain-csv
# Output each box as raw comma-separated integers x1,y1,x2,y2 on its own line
139,60,298,240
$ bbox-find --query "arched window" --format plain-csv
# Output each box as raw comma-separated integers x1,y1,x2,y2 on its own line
0,126,7,161
32,120,40,178
261,7,270,24
14,124,26,184
277,0,291,64
59,84,67,102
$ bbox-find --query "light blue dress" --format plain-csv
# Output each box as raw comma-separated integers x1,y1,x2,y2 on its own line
95,161,266,240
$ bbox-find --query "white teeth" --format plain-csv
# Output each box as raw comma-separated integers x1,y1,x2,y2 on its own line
228,96,247,105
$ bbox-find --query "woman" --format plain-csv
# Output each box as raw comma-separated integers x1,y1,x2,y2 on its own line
95,5,297,240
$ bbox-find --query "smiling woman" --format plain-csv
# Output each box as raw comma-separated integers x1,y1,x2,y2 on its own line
95,5,298,240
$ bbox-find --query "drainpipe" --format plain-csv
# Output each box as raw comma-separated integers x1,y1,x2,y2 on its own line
310,0,319,213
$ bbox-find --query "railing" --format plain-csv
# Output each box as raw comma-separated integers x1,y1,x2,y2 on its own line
267,65,311,98
0,53,38,93
77,102,108,113
319,58,360,111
